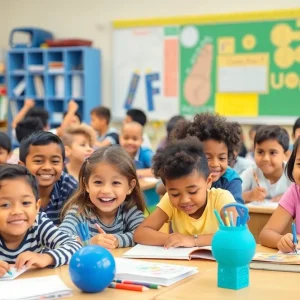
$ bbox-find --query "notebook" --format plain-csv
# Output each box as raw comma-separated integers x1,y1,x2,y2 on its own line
250,251,300,272
123,244,214,260
115,257,198,286
246,200,278,209
0,266,27,281
0,275,72,300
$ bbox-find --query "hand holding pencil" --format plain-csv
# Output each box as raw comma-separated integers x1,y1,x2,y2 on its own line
90,224,118,249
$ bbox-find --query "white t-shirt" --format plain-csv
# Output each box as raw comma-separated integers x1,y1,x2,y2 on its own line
240,163,291,199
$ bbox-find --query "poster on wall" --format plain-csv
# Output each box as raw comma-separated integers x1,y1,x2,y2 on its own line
113,10,300,121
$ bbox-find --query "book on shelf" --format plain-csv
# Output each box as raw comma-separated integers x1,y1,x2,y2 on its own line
0,96,8,120
33,76,44,98
13,79,25,96
123,244,214,260
55,75,65,98
72,75,82,97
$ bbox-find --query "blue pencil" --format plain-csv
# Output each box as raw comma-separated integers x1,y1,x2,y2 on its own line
236,216,240,227
292,222,298,254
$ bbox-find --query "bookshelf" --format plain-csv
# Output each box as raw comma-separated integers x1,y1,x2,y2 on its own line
7,47,101,131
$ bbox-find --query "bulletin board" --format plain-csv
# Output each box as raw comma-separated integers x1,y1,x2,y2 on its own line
112,9,300,122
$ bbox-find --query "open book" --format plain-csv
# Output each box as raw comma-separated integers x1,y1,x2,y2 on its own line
250,251,300,272
0,275,72,300
115,258,198,286
123,244,214,260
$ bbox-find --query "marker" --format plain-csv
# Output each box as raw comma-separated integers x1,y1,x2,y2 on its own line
224,211,230,227
213,209,225,227
229,211,234,227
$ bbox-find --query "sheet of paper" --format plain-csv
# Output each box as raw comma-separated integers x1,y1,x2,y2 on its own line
247,200,278,209
0,266,27,281
0,275,72,300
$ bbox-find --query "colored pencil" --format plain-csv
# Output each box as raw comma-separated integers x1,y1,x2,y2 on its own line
113,280,161,289
109,282,149,292
253,170,260,187
6,270,12,276
236,215,240,227
213,209,225,227
224,211,230,227
292,222,298,254
229,211,234,227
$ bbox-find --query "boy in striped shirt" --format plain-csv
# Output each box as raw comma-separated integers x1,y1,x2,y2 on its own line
0,164,81,276
19,131,78,225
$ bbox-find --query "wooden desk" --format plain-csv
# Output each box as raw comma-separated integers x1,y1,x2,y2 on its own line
247,205,276,242
18,246,300,299
247,205,291,243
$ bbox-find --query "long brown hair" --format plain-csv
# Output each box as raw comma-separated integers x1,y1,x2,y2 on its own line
61,145,146,219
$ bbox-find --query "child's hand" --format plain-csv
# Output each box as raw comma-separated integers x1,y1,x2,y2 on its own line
164,233,195,249
15,252,54,270
68,100,78,112
250,187,267,201
90,234,117,249
0,260,10,277
277,233,295,253
24,98,35,109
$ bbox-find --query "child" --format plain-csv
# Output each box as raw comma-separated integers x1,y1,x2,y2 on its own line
0,164,81,276
124,108,152,149
246,124,263,161
173,113,243,204
259,138,300,253
60,145,146,248
19,131,78,225
157,115,185,150
61,124,95,180
134,137,236,248
90,106,119,147
0,132,11,164
241,125,291,203
292,117,300,142
120,122,153,178
7,117,44,164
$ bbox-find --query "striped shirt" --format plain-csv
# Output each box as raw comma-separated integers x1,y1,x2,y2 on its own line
60,202,145,247
0,212,81,267
41,172,78,225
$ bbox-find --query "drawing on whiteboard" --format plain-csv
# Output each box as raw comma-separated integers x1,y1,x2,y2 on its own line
124,71,140,109
183,42,213,107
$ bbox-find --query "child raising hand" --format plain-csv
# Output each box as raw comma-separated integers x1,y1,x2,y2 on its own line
60,146,146,248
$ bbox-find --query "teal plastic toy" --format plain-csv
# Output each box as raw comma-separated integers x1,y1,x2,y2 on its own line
212,205,256,290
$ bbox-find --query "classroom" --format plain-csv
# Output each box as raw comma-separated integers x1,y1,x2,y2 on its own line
0,0,300,299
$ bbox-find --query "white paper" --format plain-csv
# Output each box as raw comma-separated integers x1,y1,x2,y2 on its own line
0,266,27,281
0,275,72,300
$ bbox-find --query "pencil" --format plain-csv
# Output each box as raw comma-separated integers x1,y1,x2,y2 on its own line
109,282,149,292
229,211,234,227
113,280,161,289
224,211,230,227
253,170,260,187
213,209,225,227
292,222,298,254
6,270,12,276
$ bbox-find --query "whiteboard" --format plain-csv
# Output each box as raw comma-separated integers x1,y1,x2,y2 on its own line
112,27,179,120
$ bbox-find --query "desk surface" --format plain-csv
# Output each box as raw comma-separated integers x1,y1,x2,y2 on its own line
247,204,277,214
18,245,300,299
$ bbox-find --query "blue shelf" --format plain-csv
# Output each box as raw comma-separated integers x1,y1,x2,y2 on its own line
7,47,101,134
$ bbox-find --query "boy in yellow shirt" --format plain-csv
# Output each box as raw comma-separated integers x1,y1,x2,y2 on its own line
134,137,236,248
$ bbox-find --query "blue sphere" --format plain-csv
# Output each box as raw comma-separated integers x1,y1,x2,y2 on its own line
69,245,116,293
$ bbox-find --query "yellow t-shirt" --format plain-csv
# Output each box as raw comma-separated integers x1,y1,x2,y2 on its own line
157,188,235,235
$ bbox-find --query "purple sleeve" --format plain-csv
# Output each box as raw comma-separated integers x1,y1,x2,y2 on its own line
279,183,298,218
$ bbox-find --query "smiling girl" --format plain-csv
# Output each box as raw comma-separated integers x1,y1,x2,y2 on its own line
60,146,146,249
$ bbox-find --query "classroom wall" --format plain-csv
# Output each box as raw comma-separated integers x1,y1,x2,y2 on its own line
1,0,299,147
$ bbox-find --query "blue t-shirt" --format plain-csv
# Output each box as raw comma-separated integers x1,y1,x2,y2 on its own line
212,167,244,204
134,147,153,169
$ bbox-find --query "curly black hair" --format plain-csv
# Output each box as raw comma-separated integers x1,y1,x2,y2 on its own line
172,113,241,163
152,137,210,181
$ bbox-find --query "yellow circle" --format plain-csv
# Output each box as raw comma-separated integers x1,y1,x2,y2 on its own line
271,24,293,47
285,72,299,89
274,47,295,69
242,34,256,50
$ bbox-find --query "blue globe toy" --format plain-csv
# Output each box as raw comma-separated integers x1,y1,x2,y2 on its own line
69,245,116,293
